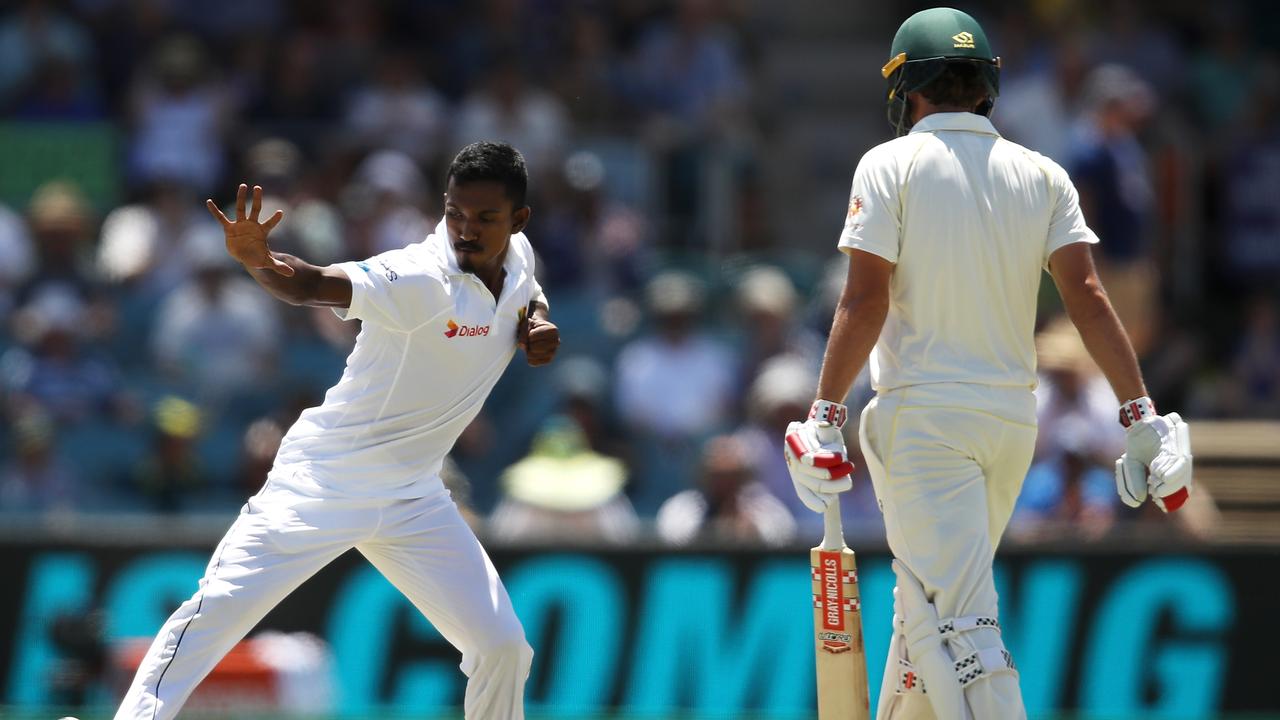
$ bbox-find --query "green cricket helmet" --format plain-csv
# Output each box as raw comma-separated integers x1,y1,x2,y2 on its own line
882,7,1001,136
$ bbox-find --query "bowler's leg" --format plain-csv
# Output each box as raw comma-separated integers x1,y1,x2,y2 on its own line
115,495,360,720
359,495,531,720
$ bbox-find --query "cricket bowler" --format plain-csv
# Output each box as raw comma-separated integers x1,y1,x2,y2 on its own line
114,141,559,720
783,8,1193,719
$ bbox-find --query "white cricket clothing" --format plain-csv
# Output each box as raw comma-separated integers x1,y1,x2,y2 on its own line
115,485,532,720
116,221,545,720
272,220,544,498
832,113,1102,720
838,112,1098,394
860,388,1034,720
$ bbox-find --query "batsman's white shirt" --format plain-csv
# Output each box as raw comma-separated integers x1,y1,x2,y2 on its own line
838,112,1098,395
272,219,544,498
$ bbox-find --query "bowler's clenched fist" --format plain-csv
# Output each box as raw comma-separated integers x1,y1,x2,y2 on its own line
519,308,559,367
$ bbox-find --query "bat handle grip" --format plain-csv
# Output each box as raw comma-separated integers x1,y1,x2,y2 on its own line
822,500,845,550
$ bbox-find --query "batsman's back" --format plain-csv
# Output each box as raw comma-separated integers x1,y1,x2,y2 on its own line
840,113,1096,394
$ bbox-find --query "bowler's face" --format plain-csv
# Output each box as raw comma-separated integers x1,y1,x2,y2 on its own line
443,179,529,275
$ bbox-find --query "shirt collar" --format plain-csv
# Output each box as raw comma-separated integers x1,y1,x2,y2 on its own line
434,219,527,280
910,112,1001,137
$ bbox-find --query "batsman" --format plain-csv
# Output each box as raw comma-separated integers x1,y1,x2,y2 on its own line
784,8,1193,719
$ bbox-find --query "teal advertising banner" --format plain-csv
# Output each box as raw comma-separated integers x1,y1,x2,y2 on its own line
0,541,1270,716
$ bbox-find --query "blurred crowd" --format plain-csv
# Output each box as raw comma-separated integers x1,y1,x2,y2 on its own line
0,0,1275,545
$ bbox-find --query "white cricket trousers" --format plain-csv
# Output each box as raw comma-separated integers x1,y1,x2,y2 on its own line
115,480,532,720
859,384,1037,720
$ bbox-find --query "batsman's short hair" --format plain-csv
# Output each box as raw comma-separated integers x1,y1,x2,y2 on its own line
447,141,528,208
917,61,993,111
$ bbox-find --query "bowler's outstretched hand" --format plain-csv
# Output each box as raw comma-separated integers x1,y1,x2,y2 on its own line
206,183,293,276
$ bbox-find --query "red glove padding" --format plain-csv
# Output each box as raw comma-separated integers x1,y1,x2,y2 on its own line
1114,397,1193,513
784,400,855,513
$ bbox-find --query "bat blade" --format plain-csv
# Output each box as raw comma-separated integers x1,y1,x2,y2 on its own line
811,506,870,718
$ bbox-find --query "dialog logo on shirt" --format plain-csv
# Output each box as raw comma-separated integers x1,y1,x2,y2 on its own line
444,319,490,338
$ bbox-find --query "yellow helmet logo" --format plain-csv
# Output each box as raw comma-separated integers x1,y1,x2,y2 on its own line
952,31,975,49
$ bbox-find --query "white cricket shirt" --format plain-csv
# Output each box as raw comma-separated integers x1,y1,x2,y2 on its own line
838,112,1097,394
271,220,544,498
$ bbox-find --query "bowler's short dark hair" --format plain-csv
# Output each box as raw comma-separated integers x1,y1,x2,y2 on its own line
446,141,528,208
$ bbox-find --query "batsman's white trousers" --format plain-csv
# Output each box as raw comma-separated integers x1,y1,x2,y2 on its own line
115,478,532,720
859,384,1037,720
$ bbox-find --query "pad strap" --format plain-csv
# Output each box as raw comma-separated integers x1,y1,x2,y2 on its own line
938,615,1000,639
955,647,1016,687
895,648,1017,695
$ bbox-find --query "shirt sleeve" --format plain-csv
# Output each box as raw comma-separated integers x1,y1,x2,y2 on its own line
837,147,902,263
332,247,449,331
529,273,548,311
1044,159,1100,267
524,237,549,311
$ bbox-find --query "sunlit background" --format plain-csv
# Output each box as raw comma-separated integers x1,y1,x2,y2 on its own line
1,0,1277,718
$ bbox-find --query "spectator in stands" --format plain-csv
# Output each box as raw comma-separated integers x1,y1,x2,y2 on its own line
489,415,639,544
1089,0,1187,99
552,7,624,129
344,48,449,165
150,224,281,402
453,51,569,181
341,149,434,258
11,52,104,120
0,0,95,107
1009,418,1118,541
1229,294,1280,418
246,31,341,148
97,180,216,301
1221,63,1280,292
0,202,34,320
617,271,735,436
95,202,176,371
733,265,822,392
1034,316,1124,461
656,434,795,546
615,270,735,512
1189,7,1258,132
995,29,1087,163
2,286,121,426
1068,64,1158,356
127,35,233,194
131,395,205,512
624,0,748,131
19,180,99,307
555,355,629,462
622,0,751,247
530,151,648,296
0,406,79,513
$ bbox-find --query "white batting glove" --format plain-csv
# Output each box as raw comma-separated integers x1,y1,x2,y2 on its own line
784,400,855,513
1114,397,1193,512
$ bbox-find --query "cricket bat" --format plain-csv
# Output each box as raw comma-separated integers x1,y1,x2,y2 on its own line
811,501,870,718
